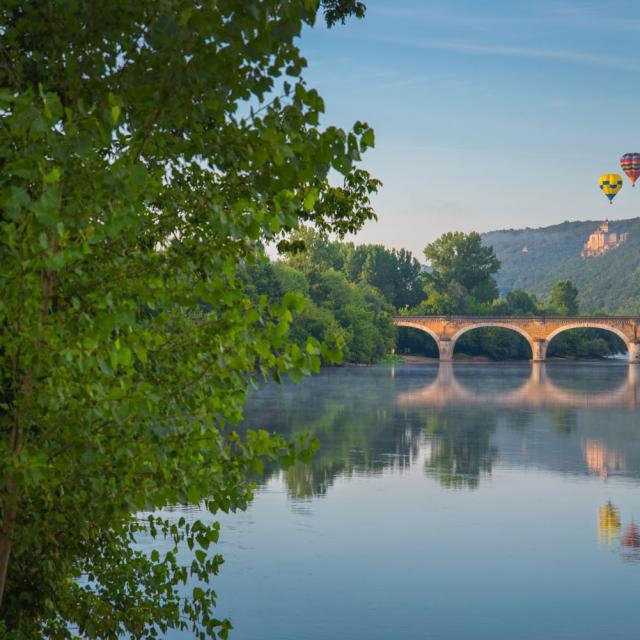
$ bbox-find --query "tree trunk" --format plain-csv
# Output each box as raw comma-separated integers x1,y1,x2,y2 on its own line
0,479,17,607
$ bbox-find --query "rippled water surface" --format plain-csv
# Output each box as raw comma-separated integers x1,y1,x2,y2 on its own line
165,362,640,639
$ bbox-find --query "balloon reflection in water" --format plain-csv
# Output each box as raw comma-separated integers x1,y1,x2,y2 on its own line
621,522,640,562
597,504,640,562
598,502,621,545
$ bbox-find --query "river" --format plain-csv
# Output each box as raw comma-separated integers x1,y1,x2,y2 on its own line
160,362,640,639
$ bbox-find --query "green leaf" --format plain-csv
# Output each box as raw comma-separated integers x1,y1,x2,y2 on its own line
360,127,375,150
43,167,61,184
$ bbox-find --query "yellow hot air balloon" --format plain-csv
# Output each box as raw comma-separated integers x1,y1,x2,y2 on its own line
599,173,623,204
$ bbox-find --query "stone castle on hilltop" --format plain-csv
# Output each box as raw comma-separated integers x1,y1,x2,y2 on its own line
581,220,628,257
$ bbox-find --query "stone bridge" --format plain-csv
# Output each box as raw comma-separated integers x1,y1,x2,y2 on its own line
393,315,640,363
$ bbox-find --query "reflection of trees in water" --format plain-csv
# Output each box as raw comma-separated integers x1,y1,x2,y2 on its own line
423,411,498,489
280,406,421,499
549,409,577,436
242,365,639,499
244,379,422,499
502,409,534,432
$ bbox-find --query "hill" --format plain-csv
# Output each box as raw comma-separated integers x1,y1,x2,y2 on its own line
482,216,640,314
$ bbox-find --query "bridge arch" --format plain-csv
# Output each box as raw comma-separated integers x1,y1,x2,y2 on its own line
449,322,535,347
544,323,629,347
449,323,535,359
394,321,441,355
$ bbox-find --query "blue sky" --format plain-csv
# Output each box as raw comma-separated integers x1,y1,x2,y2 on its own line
299,0,640,257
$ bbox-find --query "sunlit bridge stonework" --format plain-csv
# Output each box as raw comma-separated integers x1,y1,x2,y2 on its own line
393,315,640,363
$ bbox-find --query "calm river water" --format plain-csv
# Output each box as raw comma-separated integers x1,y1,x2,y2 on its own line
161,362,640,640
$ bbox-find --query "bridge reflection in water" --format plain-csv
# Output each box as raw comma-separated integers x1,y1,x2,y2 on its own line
395,362,640,410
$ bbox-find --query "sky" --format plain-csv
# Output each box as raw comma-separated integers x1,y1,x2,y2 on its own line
298,0,640,258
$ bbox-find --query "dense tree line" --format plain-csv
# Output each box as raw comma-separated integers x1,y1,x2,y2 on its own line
247,229,626,363
244,228,407,363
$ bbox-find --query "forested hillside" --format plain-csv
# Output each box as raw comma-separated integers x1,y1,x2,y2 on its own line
483,216,640,313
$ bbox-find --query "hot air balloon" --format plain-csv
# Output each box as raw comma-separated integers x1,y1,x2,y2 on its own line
620,153,640,187
599,173,623,204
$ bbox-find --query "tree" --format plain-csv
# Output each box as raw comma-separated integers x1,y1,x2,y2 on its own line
548,280,579,316
496,289,540,315
358,246,424,309
321,0,366,26
283,227,345,275
310,270,395,362
0,1,375,636
421,232,501,313
393,248,425,308
242,259,284,305
272,262,310,297
359,245,399,303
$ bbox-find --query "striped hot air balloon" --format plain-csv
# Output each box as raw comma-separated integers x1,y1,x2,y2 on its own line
599,173,623,204
620,152,640,187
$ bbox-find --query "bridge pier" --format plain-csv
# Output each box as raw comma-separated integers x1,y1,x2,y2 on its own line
531,339,547,363
628,342,640,364
438,340,454,362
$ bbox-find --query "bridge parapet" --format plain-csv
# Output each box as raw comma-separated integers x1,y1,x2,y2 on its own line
393,315,640,363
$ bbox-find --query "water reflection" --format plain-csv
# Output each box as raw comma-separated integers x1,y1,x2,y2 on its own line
583,440,626,478
597,502,640,563
621,522,640,562
397,362,640,409
598,502,621,545
422,411,497,489
243,362,640,498
211,365,640,640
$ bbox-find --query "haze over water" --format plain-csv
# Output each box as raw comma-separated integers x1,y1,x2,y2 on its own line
160,363,640,639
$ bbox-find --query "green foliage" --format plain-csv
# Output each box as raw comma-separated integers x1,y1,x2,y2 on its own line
242,259,284,305
283,227,346,275
321,0,367,26
397,327,439,358
285,228,425,310
243,228,426,364
246,258,397,364
494,289,541,315
547,329,625,358
455,328,532,360
421,231,501,313
273,262,310,297
353,245,424,308
0,0,376,636
548,280,579,316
